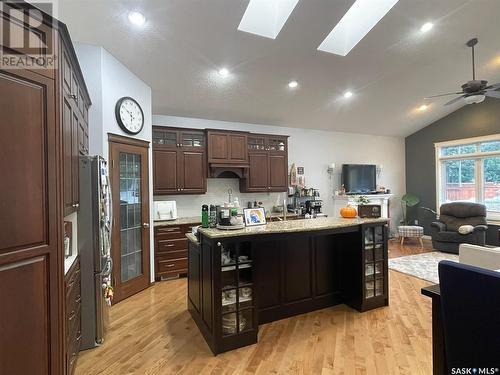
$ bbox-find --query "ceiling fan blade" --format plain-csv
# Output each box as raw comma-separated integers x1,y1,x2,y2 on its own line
425,92,464,99
484,83,500,90
485,90,500,99
445,95,465,106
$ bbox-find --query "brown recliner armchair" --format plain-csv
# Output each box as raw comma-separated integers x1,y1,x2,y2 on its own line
430,202,488,254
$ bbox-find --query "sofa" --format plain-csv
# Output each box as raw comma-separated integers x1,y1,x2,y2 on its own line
459,243,500,270
438,261,500,369
430,202,487,254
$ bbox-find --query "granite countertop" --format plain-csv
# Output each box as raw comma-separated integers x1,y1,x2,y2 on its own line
153,212,298,227
153,216,201,227
198,217,388,239
186,232,199,245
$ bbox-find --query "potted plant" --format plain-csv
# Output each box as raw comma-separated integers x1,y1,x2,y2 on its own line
400,193,420,225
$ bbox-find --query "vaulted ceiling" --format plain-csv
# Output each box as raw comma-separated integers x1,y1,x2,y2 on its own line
59,0,500,137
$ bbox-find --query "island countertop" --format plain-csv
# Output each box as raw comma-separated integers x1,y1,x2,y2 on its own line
197,217,388,239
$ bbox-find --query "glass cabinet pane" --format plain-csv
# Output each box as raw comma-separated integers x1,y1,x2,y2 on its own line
365,280,374,299
238,286,253,309
248,137,266,151
374,226,384,243
239,310,253,333
268,138,286,152
375,279,384,296
364,228,374,245
222,312,237,336
119,152,143,282
180,132,204,147
153,129,177,146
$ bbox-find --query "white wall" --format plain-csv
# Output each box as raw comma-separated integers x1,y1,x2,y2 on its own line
75,43,154,282
153,115,406,232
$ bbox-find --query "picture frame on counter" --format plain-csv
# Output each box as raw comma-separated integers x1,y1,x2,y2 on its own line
243,207,267,227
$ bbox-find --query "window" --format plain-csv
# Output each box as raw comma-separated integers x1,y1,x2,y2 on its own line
436,134,500,221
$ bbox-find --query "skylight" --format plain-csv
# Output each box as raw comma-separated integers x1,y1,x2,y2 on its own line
238,0,300,39
318,0,400,56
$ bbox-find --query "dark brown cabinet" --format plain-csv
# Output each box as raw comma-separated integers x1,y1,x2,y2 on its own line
62,45,90,216
65,258,81,375
154,223,200,280
207,130,249,164
240,134,288,192
0,4,90,374
153,127,207,195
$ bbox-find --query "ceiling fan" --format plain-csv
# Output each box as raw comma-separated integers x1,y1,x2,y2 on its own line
426,38,500,105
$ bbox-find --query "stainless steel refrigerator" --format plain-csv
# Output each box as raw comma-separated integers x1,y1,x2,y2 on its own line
79,155,113,350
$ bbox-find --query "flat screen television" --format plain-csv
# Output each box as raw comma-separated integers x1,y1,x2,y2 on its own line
342,164,376,194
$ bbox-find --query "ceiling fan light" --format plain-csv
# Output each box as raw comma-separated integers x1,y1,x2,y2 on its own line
463,94,486,104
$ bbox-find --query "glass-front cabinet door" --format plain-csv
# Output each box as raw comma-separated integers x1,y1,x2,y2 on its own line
220,241,255,337
119,152,143,282
362,224,387,307
109,136,150,303
153,128,178,147
180,130,204,148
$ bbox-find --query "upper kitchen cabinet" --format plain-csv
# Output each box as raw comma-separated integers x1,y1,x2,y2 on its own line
240,134,289,193
207,130,249,165
153,126,207,195
61,35,91,217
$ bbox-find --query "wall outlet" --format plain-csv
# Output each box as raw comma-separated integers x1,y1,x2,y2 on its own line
414,219,419,225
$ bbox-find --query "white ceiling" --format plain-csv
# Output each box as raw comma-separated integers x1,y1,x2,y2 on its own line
59,0,500,137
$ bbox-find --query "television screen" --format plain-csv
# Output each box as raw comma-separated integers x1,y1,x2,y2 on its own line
342,164,376,194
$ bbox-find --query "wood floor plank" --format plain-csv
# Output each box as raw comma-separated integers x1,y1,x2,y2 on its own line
76,241,433,375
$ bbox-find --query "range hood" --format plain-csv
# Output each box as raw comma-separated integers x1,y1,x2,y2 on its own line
209,163,249,178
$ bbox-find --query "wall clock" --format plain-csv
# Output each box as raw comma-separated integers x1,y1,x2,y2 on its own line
115,96,144,135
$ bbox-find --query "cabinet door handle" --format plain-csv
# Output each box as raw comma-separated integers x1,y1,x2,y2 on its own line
68,93,79,103
165,244,175,247
166,264,175,268
143,223,150,229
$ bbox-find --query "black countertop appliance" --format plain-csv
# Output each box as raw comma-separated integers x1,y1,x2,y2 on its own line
305,200,323,215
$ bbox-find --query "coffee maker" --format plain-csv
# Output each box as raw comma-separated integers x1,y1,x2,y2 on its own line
305,200,323,216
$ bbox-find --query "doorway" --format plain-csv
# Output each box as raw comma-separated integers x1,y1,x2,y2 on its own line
108,134,150,303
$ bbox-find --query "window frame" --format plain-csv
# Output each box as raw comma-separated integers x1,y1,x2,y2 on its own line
435,134,500,222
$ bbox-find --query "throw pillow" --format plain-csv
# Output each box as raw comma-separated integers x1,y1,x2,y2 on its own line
458,225,474,235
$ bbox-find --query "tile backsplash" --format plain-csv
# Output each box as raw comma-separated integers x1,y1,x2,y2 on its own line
154,178,288,218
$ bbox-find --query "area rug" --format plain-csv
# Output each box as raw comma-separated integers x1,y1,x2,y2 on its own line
389,252,459,284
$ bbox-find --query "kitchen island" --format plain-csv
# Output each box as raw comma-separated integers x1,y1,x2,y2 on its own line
187,217,389,354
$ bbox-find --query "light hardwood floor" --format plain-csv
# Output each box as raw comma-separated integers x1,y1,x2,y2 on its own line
76,240,434,375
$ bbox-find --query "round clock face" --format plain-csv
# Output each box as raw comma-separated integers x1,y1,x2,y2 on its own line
116,97,144,134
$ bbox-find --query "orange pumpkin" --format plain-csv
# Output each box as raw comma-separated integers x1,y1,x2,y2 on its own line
340,205,357,218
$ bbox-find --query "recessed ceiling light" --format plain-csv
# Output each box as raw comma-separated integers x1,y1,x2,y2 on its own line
218,68,230,77
288,80,298,88
318,0,400,56
343,91,353,98
128,11,146,26
418,104,428,111
420,22,433,33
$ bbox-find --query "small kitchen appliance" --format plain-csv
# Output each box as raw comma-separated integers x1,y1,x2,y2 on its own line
305,200,323,216
153,201,178,221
